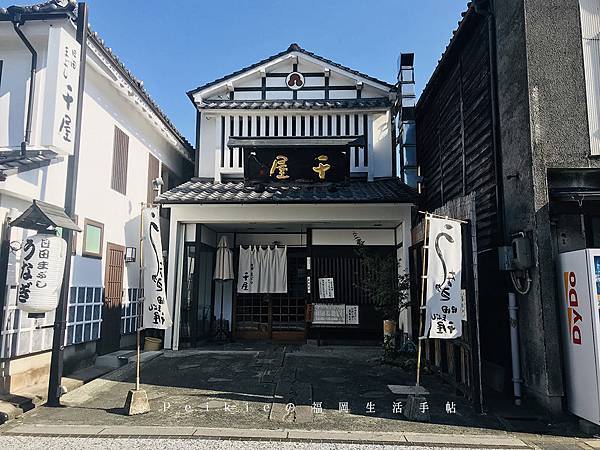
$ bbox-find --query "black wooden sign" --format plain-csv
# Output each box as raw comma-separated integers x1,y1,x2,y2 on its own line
244,147,349,183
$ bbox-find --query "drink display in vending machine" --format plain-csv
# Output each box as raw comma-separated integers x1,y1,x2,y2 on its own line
557,249,600,425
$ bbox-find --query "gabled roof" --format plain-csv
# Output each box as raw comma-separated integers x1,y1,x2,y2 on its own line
0,150,62,179
157,177,417,205
417,1,475,109
10,199,81,232
187,43,394,100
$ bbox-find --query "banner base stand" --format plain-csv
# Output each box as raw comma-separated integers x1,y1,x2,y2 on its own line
404,394,431,422
124,388,150,416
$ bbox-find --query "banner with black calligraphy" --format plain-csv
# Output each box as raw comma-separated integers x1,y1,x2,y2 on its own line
141,207,172,329
424,216,463,339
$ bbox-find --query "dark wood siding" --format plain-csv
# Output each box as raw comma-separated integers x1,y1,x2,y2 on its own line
417,14,498,250
111,126,129,195
147,154,159,204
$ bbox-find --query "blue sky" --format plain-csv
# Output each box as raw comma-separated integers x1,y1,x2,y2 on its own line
3,0,468,141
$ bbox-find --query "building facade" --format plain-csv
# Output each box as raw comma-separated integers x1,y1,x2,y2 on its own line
158,44,416,350
415,0,600,414
0,2,192,393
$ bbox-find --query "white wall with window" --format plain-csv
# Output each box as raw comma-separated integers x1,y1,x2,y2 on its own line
0,13,192,392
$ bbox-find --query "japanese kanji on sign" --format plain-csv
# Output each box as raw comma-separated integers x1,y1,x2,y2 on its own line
17,233,67,316
41,26,80,155
424,216,463,339
141,206,172,329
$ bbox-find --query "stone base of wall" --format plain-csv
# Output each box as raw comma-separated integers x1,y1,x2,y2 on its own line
0,340,98,395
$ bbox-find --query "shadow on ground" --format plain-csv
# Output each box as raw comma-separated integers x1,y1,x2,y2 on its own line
0,343,585,438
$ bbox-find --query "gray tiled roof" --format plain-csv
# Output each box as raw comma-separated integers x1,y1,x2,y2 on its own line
157,177,417,205
0,150,63,178
187,43,394,98
198,98,391,110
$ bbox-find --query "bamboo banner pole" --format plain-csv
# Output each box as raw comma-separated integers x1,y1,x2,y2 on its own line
136,202,145,391
415,213,430,387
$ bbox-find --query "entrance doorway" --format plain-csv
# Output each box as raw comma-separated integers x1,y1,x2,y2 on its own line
99,242,125,355
234,248,307,341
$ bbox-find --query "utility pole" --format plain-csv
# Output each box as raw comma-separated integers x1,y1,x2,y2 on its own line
47,2,88,407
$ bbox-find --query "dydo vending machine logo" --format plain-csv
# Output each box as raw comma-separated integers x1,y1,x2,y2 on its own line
564,271,583,345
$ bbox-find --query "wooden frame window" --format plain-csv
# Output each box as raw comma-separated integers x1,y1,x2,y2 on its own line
82,218,104,258
111,126,129,195
147,153,160,204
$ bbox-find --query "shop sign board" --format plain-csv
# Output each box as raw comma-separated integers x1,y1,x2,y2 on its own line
318,277,335,299
244,146,349,183
41,26,80,155
312,304,359,325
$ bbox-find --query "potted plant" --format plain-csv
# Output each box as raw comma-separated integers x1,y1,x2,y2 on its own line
353,233,411,357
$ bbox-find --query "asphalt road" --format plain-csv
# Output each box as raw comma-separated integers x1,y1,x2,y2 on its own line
0,436,475,450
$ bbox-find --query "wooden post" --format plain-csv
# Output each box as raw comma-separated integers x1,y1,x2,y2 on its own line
136,202,145,391
415,214,430,387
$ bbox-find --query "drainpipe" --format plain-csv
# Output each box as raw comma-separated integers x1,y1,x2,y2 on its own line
47,2,88,407
11,16,37,156
508,292,522,406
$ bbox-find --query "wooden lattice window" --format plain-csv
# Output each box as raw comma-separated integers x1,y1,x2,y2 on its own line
111,126,129,195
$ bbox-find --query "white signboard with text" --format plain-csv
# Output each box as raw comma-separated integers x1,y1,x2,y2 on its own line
424,216,463,339
318,277,335,299
41,25,80,155
312,304,359,325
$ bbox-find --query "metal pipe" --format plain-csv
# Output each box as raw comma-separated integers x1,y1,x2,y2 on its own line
47,2,88,407
508,292,522,406
11,21,37,155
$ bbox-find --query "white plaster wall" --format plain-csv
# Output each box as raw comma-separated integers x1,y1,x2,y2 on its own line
0,19,190,295
312,228,395,246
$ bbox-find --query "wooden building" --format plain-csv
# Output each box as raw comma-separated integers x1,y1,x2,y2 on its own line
158,44,417,348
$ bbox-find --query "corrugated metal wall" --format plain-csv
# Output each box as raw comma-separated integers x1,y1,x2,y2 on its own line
416,14,498,251
580,0,600,156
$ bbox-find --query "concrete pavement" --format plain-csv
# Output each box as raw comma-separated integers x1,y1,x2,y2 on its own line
0,344,594,448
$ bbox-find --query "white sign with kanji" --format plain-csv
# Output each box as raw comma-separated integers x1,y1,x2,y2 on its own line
141,206,172,329
424,216,463,339
41,26,80,155
318,277,335,299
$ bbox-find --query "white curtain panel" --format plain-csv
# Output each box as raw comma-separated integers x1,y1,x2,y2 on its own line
214,236,234,281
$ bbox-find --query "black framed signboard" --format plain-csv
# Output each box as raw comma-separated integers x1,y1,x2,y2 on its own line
244,146,350,183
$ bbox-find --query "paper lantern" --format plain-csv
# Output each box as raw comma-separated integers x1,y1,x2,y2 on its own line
17,233,67,315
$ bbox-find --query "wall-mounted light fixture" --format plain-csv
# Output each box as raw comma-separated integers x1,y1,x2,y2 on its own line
125,246,137,263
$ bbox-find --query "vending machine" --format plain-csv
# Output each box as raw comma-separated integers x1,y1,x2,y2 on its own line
557,249,600,425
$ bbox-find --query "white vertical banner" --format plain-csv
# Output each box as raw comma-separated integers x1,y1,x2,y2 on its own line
42,26,80,155
424,216,463,339
142,207,172,329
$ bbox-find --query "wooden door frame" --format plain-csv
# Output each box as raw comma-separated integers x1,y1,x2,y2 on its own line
99,242,126,354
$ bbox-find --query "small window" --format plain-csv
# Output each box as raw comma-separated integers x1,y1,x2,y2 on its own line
111,126,129,195
147,154,160,204
82,219,104,258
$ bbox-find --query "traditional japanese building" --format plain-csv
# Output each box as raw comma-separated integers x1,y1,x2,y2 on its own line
0,1,192,393
158,44,417,348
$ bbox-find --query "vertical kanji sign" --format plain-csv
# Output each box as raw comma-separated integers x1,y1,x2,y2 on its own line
41,26,80,155
17,233,67,315
141,206,172,329
424,216,463,339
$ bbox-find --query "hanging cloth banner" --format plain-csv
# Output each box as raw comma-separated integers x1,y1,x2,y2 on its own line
424,216,463,339
237,245,259,293
238,245,287,294
142,206,172,329
258,245,287,294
